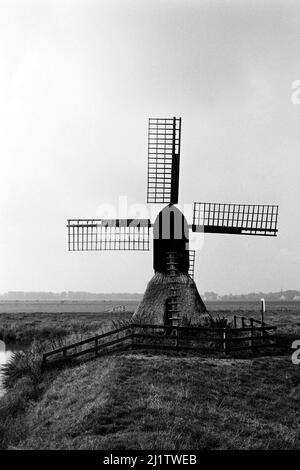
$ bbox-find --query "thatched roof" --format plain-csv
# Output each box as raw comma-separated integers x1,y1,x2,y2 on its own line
132,272,208,325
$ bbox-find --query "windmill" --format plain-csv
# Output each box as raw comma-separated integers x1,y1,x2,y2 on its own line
67,117,279,327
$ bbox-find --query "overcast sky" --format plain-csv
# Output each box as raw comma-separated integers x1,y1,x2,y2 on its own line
0,0,299,295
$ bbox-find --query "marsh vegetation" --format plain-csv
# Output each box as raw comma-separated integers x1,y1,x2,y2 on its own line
0,301,299,450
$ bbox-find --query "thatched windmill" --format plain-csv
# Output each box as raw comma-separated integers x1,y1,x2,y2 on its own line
67,117,278,327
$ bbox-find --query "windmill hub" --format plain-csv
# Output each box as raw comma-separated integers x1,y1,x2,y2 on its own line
67,116,278,329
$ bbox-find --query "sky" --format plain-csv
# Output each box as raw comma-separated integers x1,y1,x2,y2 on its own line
0,0,299,295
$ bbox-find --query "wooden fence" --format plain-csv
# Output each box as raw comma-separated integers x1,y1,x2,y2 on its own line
42,319,277,368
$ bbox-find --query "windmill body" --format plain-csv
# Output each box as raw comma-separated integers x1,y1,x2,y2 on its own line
153,205,189,274
133,204,207,326
67,117,278,327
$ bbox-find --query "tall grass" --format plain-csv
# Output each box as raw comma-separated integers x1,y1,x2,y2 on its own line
0,318,133,449
207,314,232,329
179,312,231,329
2,318,133,393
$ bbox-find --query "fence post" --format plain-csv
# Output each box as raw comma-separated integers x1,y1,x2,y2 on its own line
176,326,179,349
131,325,135,348
261,298,265,325
250,318,254,352
223,328,227,354
273,326,277,346
233,315,237,329
95,338,98,357
262,321,266,339
242,317,245,328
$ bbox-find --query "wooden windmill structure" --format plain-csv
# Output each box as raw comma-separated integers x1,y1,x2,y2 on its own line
67,117,279,327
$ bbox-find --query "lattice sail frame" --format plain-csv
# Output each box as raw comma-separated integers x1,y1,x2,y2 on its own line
192,203,278,236
67,219,151,251
188,250,196,279
147,117,181,204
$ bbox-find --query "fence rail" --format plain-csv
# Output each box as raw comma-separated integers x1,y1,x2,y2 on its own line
42,319,277,368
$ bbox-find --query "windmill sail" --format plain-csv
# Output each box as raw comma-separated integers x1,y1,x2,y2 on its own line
192,202,278,236
147,117,181,204
188,250,196,279
67,219,151,251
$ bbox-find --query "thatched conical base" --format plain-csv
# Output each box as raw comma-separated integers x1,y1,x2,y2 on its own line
132,272,208,326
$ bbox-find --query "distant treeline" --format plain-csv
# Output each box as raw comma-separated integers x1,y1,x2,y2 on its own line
0,290,299,302
0,291,143,301
203,290,300,301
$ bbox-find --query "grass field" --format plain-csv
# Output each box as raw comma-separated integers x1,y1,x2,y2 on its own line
0,300,299,346
1,353,300,450
0,300,140,314
0,304,134,345
0,301,299,450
